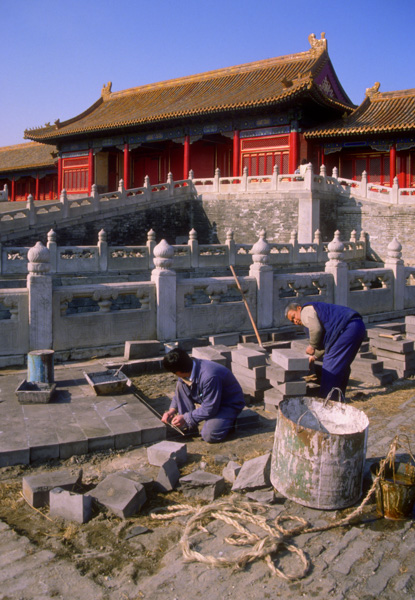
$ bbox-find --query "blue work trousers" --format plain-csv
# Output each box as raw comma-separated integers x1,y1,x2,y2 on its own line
320,319,366,398
174,394,240,443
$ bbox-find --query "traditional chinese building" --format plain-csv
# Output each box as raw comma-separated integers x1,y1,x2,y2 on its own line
20,33,353,198
0,142,58,202
306,84,415,188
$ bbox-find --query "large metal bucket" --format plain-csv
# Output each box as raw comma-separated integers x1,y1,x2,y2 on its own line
270,397,369,510
370,462,415,520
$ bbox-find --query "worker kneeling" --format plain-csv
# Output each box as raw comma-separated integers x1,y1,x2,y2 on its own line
162,348,245,443
286,301,366,398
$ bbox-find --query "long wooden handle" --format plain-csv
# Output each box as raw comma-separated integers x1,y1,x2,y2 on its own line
229,265,263,348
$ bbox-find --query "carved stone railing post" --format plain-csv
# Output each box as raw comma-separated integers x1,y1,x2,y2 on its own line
392,176,399,204
325,230,348,305
385,238,404,310
290,229,298,264
226,229,236,266
60,189,69,219
249,230,273,329
27,241,52,350
151,239,177,341
144,175,151,201
98,229,108,272
188,228,199,268
167,172,174,197
2,183,8,201
118,178,126,200
272,164,279,190
214,168,220,193
47,229,57,273
304,162,313,191
332,167,338,180
360,170,367,198
242,166,248,192
319,164,327,177
147,229,156,269
27,194,36,226
91,183,100,211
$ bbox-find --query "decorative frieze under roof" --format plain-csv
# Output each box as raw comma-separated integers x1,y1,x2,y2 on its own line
0,142,57,175
305,86,415,138
24,34,354,143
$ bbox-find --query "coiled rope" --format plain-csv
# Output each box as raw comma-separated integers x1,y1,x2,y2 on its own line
150,435,414,581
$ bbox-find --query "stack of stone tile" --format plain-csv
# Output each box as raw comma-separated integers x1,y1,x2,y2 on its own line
263,348,309,413
230,345,270,404
191,346,228,367
368,326,415,379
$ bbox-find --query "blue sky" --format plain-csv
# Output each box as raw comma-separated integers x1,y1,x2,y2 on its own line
2,0,414,147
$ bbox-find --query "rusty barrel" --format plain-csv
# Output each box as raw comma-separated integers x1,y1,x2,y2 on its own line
270,396,369,510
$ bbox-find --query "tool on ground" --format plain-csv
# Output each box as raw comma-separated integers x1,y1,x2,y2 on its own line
378,333,404,340
229,265,263,348
131,385,186,436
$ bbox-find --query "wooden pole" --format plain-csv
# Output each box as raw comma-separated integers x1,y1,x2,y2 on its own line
229,265,263,348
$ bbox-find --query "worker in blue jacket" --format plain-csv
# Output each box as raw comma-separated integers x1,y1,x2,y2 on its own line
162,347,245,442
286,301,366,398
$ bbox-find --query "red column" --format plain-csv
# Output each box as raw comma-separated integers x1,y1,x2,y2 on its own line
35,175,39,201
398,153,407,189
11,178,15,202
390,144,396,187
289,130,299,174
233,130,240,177
123,143,130,189
58,157,63,195
88,148,94,195
183,135,190,180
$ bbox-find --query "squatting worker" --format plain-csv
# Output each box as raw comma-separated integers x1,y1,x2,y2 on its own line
285,301,366,398
162,347,245,443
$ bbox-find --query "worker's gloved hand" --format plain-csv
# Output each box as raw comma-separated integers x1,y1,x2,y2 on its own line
161,408,177,423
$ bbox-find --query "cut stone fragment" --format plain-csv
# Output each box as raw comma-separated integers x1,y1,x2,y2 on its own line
231,453,271,492
179,470,225,501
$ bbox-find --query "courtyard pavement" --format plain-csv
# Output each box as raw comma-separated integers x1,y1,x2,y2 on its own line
0,360,166,468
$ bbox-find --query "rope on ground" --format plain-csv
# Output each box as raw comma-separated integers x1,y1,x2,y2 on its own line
149,435,413,581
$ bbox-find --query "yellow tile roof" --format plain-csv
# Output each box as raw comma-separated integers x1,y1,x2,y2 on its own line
24,36,352,142
0,142,57,174
305,87,415,138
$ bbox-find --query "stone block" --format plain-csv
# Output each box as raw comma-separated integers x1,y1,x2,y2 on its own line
246,489,275,504
231,347,267,368
240,333,269,344
22,469,83,508
375,348,415,363
147,440,187,467
231,362,266,380
191,346,227,366
179,470,225,501
208,332,240,346
86,473,146,518
232,453,271,492
266,364,308,383
276,380,307,396
124,340,161,360
211,344,232,368
351,357,384,374
263,388,285,407
405,315,415,326
271,349,309,371
242,389,265,403
371,338,414,354
49,487,92,524
155,458,180,492
118,469,154,494
233,372,270,392
263,402,279,415
222,461,241,483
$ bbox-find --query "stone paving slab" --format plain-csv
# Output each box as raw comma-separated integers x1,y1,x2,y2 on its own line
0,362,166,466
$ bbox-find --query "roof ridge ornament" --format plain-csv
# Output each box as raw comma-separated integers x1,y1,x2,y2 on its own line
102,81,112,98
308,32,327,54
365,82,380,98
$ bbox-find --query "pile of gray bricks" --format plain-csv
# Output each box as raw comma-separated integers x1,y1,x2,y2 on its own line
367,325,415,379
230,344,271,403
263,348,309,413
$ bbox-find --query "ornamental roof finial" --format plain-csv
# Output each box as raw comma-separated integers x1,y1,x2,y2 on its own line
101,81,112,98
365,82,380,98
308,32,327,53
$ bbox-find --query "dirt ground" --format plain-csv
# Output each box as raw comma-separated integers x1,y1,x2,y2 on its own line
0,372,414,599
